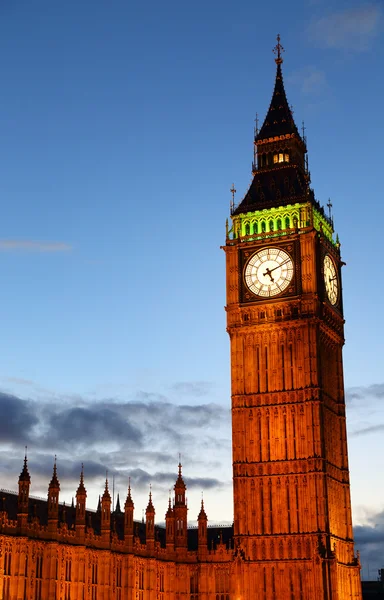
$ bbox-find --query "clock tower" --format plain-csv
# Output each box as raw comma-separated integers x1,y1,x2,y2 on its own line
225,38,362,599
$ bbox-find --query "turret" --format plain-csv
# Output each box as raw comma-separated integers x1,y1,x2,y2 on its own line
101,477,111,542
75,465,87,536
165,495,175,551
17,452,30,528
47,457,60,532
198,497,208,557
124,479,134,549
145,487,155,550
174,462,188,549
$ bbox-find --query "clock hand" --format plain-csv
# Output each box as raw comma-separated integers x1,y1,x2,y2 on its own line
263,267,274,283
263,258,290,279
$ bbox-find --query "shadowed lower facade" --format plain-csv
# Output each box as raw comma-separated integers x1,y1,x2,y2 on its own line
0,38,362,599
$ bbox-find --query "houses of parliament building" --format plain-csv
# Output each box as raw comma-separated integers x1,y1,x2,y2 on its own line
0,39,363,599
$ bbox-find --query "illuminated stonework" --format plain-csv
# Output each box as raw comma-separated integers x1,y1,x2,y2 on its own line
229,201,335,244
0,40,362,600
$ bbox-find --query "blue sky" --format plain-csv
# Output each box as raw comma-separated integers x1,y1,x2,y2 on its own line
0,0,383,578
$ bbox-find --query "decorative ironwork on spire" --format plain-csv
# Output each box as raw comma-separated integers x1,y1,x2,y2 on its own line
273,33,284,65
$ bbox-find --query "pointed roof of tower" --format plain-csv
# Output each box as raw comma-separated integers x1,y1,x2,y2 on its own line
102,477,111,501
19,451,31,483
166,494,173,518
146,487,154,513
198,497,207,520
174,461,186,490
125,478,134,509
256,35,301,142
115,492,122,513
76,464,86,496
48,456,60,490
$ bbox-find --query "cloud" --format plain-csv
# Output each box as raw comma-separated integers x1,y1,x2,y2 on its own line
287,67,328,96
0,387,231,515
0,240,72,252
0,392,39,443
170,381,213,397
308,4,382,51
347,383,384,403
350,424,384,437
354,508,384,576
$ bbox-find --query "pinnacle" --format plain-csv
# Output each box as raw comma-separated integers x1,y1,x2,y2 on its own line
102,476,111,501
198,497,207,520
146,487,154,512
76,464,86,495
19,452,31,483
125,478,134,509
49,457,60,489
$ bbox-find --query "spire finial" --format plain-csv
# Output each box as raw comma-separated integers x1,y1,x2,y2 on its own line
327,198,333,219
230,184,236,213
254,113,259,137
80,463,84,484
273,34,284,64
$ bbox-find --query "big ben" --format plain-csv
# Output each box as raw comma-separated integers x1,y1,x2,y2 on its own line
225,37,362,599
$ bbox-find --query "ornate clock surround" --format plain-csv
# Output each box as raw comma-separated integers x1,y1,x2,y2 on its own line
239,239,301,304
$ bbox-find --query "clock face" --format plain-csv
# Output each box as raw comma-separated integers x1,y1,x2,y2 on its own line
244,247,294,298
323,254,339,305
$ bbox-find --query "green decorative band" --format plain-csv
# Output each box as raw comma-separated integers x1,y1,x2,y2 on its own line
227,202,335,245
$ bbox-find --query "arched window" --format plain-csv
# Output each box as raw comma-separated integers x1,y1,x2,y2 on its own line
273,154,278,164
269,220,274,232
277,218,282,230
261,221,266,233
284,153,290,163
253,222,258,234
285,217,290,229
245,223,250,236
